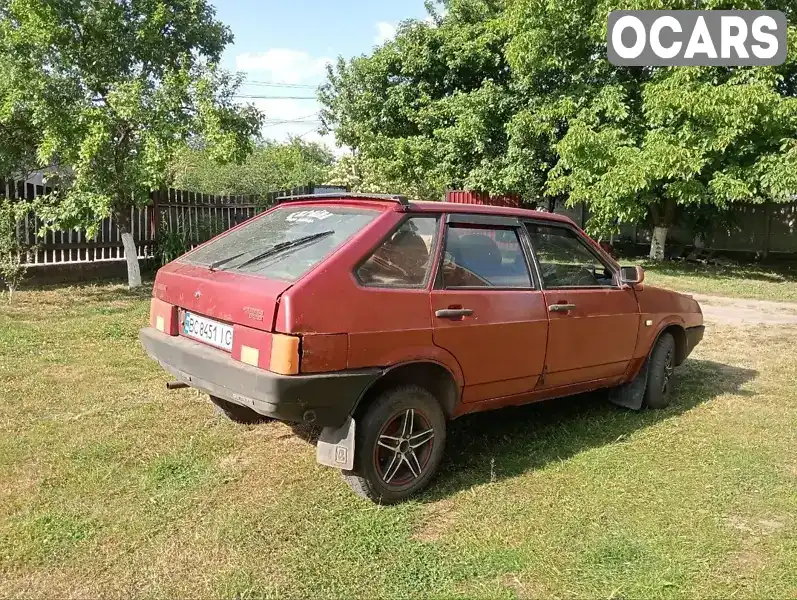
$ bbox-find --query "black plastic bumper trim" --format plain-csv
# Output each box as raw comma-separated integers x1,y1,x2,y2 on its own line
139,328,382,428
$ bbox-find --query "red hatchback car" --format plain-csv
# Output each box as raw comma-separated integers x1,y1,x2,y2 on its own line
140,194,704,503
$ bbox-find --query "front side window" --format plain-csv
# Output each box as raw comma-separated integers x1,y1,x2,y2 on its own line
439,225,532,289
356,216,439,288
181,205,379,282
526,224,616,288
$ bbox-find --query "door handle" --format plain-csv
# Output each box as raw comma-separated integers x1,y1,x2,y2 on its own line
548,303,576,313
435,308,474,319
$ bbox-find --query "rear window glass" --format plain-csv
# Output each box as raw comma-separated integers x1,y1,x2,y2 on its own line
180,205,379,282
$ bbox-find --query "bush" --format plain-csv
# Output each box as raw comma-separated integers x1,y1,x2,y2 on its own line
153,213,227,267
0,199,31,302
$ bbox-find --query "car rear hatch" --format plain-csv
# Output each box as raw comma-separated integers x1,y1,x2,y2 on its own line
148,202,383,373
154,262,289,332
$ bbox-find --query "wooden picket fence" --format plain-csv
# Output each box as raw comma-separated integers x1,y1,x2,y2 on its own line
0,179,339,266
5,176,793,267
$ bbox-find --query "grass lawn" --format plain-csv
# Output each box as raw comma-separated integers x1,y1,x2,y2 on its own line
641,260,797,302
1,283,796,599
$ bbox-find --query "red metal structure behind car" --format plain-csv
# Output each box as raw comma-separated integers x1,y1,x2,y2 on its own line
445,190,521,208
140,193,704,503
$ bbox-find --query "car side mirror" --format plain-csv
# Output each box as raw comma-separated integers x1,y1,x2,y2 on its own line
620,265,645,286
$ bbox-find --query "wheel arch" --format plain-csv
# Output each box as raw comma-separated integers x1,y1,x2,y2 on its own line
353,361,460,420
658,323,687,365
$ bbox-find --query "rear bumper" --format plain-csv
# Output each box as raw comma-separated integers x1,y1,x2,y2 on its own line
139,328,381,428
684,325,705,360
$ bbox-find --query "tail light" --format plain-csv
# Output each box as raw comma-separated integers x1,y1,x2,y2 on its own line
269,334,300,375
151,298,178,335
232,324,300,375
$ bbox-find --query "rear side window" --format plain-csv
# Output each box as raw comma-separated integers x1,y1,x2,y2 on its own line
181,205,379,282
439,225,532,289
356,216,439,288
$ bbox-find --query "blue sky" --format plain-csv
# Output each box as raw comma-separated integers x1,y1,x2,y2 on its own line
212,0,431,147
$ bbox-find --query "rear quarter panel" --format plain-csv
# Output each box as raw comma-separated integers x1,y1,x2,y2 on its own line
275,209,464,386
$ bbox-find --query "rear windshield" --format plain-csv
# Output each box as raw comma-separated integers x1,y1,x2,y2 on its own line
180,205,380,282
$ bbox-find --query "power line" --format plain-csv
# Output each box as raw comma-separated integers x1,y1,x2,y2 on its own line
262,112,318,122
262,119,322,129
233,94,317,100
242,81,319,89
295,126,324,139
259,111,323,129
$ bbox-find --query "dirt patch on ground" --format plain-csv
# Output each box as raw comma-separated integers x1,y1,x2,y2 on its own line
689,293,797,325
411,499,459,542
500,573,552,599
731,549,765,572
724,515,787,536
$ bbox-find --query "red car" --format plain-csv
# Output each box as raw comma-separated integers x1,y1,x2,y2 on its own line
140,194,704,503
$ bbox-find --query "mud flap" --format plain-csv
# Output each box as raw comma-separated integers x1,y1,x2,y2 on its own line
316,417,355,470
609,359,649,410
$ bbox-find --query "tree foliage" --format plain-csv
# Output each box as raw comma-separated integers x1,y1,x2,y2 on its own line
0,0,262,285
320,0,521,201
324,150,427,196
0,105,39,179
506,0,797,256
322,0,797,258
170,137,335,198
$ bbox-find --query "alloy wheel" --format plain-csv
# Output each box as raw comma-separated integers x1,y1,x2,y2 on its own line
374,408,436,488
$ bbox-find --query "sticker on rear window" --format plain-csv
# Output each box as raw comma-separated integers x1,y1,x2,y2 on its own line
286,209,334,223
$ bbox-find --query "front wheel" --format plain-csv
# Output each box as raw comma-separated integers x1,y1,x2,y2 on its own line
342,385,446,504
645,333,676,409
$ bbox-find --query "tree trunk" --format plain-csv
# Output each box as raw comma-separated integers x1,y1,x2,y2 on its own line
649,226,668,260
116,211,142,289
648,197,677,261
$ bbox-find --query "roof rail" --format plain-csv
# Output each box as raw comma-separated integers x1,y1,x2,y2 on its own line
276,192,410,206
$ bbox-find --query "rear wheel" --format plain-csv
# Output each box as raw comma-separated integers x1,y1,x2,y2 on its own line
645,333,676,409
342,385,446,504
209,395,269,424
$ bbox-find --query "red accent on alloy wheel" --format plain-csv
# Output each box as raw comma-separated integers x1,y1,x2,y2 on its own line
373,408,436,489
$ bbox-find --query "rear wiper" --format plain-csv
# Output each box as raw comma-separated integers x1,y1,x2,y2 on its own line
207,231,334,272
212,230,335,272
209,250,247,271
235,230,334,269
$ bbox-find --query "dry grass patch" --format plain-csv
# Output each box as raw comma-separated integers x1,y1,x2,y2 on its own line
411,498,459,542
1,283,796,598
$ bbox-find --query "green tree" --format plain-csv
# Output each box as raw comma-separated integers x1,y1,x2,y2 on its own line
0,105,40,179
320,0,526,201
506,0,797,258
0,0,262,287
323,150,422,196
323,0,797,259
170,137,335,198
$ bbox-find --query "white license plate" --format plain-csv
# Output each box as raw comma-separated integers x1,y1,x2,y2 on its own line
182,311,233,351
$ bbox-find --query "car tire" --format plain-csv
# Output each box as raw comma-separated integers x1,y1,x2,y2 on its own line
341,385,446,504
644,332,676,409
209,395,270,424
